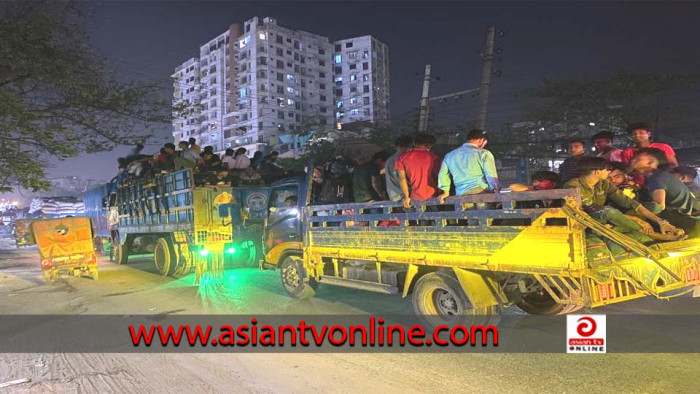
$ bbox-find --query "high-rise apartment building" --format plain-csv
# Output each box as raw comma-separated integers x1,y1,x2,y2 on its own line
331,36,390,129
172,17,390,156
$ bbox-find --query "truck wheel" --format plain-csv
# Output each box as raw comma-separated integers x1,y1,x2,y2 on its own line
280,256,317,299
413,272,500,327
153,237,176,276
114,242,129,265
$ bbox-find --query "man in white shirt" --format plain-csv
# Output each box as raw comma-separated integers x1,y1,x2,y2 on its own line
221,148,236,170
232,147,251,169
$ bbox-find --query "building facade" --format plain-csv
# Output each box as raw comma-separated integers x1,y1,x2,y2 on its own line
172,17,390,156
331,36,390,129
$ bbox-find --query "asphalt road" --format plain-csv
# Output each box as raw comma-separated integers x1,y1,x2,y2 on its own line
1,239,699,393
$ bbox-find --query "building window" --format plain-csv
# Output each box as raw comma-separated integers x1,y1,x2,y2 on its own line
319,72,326,78
277,72,284,81
363,96,370,105
259,32,266,40
335,88,342,96
319,83,326,89
334,54,342,64
348,51,357,60
334,44,341,52
276,48,283,56
334,66,342,74
334,76,343,83
288,98,295,105
350,109,359,115
318,49,326,55
277,86,284,94
276,35,283,44
320,95,327,102
350,98,357,104
362,50,369,59
349,64,356,70
320,107,327,113
362,62,369,70
278,110,285,119
319,60,326,67
276,60,284,69
362,74,370,81
350,74,356,81
363,85,370,93
350,86,357,93
287,87,294,93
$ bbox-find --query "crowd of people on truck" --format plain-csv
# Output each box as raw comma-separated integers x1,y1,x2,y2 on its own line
308,122,699,242
112,137,286,189
112,121,699,242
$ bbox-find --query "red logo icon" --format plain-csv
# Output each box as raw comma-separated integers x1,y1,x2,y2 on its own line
576,316,597,337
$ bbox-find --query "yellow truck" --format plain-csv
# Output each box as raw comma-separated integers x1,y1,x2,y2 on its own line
256,174,700,325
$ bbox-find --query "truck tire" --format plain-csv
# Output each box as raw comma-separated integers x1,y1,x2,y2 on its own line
518,288,584,315
153,237,176,276
114,241,129,265
413,272,500,328
280,256,317,299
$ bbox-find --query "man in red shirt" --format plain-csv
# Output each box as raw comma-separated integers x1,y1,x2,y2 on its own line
395,133,442,208
620,122,678,167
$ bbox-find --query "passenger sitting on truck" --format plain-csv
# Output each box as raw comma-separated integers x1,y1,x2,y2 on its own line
396,133,441,209
672,166,700,214
631,149,700,238
258,151,284,173
174,140,200,169
352,151,390,203
232,148,251,170
565,157,684,242
438,129,500,205
153,143,176,172
509,171,562,209
205,169,232,186
318,160,353,204
221,148,236,170
199,150,222,173
238,166,265,186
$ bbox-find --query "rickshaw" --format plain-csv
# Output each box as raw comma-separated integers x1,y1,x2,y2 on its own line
30,217,98,282
13,219,35,248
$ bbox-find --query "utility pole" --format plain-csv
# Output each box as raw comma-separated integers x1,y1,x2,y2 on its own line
475,26,496,131
418,64,432,132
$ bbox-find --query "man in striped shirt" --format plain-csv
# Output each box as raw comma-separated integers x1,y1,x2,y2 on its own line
559,139,588,184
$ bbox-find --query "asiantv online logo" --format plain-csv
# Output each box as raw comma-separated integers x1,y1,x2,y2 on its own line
567,315,606,353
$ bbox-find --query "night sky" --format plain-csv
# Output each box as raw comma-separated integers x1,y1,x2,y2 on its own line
37,1,700,181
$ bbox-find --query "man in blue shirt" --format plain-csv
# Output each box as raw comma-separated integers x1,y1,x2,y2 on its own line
437,129,500,204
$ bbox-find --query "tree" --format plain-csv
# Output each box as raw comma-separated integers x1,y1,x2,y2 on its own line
0,2,171,192
521,70,700,135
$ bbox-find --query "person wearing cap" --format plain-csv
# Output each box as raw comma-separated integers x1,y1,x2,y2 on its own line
438,129,500,204
591,131,622,162
621,122,678,167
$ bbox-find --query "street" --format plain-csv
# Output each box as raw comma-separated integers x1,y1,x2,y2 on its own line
1,239,699,393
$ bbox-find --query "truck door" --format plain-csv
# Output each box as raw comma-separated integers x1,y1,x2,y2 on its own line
262,184,302,257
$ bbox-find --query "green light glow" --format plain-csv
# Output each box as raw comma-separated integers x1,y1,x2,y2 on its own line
199,249,210,257
225,247,237,254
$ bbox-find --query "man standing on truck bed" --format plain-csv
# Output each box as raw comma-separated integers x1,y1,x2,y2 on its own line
385,135,413,203
353,151,390,203
438,129,500,204
395,133,441,208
